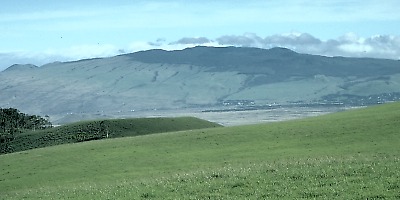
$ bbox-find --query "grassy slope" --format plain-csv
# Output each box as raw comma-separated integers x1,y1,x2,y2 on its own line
1,103,400,199
1,117,221,154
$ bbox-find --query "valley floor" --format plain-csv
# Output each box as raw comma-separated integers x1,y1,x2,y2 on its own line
59,104,352,126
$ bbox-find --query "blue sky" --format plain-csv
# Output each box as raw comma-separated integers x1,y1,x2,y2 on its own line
1,0,400,70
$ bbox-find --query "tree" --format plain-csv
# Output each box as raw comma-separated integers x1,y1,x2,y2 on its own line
0,108,52,134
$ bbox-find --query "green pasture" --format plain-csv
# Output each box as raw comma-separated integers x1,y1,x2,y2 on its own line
1,102,399,199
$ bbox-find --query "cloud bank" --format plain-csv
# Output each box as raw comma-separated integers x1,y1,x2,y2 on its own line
211,33,400,60
167,33,400,60
169,37,212,45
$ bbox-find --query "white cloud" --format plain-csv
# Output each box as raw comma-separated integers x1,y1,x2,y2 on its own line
170,37,212,45
0,44,121,71
213,32,400,60
129,40,223,53
0,51,66,70
216,33,264,47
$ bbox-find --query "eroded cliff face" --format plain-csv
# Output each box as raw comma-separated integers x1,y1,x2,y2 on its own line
1,46,400,123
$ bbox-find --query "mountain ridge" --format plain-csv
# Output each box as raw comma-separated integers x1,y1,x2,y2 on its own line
3,64,38,72
1,46,400,124
123,46,400,77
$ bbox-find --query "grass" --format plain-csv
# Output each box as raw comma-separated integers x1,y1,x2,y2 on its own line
1,102,400,199
1,116,221,154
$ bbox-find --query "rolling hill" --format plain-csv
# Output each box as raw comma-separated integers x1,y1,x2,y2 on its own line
0,116,221,154
1,46,400,124
1,102,399,199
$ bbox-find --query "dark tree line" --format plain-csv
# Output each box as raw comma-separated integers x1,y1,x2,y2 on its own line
0,108,52,137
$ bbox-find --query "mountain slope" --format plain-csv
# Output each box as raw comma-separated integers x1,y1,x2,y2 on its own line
1,102,399,199
1,46,399,123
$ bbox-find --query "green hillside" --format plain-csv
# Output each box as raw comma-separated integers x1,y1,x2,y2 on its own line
1,103,399,199
0,117,221,154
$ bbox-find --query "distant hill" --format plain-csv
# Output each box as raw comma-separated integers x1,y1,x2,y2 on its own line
3,64,38,72
0,46,399,123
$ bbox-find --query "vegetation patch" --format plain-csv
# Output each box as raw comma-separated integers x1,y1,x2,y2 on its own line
0,108,52,153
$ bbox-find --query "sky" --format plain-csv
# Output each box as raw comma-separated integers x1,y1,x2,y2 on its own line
1,0,400,71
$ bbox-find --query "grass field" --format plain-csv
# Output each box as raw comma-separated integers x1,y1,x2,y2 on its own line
1,102,399,199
